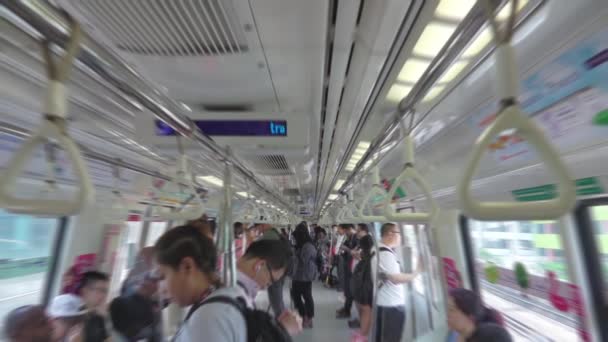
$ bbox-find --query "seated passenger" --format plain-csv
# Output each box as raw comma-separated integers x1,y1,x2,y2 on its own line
109,293,157,342
120,247,164,341
447,288,512,342
47,294,88,342
154,225,246,342
237,239,302,335
3,305,53,342
75,271,110,342
372,223,422,342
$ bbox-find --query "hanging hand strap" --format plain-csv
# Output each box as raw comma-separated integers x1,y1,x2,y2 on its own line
357,167,389,222
383,136,439,223
144,154,205,221
457,0,575,220
0,17,94,216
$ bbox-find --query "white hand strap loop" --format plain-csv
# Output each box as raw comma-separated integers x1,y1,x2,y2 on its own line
357,167,389,222
0,18,94,216
457,0,576,220
383,136,439,223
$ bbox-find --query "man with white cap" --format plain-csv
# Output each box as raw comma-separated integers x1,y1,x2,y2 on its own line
47,294,88,342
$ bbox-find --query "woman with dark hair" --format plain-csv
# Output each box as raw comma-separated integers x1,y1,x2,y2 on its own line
154,225,247,342
290,224,318,329
447,288,512,342
350,234,375,341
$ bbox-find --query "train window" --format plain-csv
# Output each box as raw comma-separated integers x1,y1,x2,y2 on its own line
145,221,168,246
0,210,61,330
467,219,578,341
589,205,608,291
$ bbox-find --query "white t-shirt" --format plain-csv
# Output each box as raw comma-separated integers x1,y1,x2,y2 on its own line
174,287,249,342
371,242,406,307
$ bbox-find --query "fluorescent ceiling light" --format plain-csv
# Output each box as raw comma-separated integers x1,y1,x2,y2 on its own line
236,191,249,198
328,194,338,200
358,141,371,149
352,150,365,158
397,59,431,83
387,84,412,103
497,0,528,21
413,22,457,58
198,175,223,187
461,27,492,58
437,60,469,84
181,103,192,111
335,179,345,190
435,0,476,21
422,85,446,103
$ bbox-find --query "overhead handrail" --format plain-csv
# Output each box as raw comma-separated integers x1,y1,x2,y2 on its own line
358,167,389,222
0,17,94,216
143,153,205,221
384,135,439,223
457,0,576,220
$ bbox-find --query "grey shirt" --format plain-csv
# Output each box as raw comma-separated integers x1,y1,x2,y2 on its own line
292,242,318,282
174,287,248,342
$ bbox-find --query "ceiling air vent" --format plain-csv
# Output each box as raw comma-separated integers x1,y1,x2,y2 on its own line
247,155,293,176
69,0,248,56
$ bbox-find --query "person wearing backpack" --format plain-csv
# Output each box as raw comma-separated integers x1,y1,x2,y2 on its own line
154,225,247,342
372,223,422,342
290,224,318,329
256,220,290,317
350,234,375,341
237,239,303,337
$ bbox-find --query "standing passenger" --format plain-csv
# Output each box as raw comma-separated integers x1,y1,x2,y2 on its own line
154,225,246,342
336,224,358,319
256,220,289,317
373,223,421,342
237,239,302,336
350,234,375,339
290,225,318,328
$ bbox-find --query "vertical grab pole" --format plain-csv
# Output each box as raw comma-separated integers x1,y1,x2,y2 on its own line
220,147,236,287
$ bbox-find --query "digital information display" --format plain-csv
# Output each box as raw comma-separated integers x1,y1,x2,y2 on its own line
155,119,287,137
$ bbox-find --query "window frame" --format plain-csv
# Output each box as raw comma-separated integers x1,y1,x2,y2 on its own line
574,197,608,341
41,216,69,305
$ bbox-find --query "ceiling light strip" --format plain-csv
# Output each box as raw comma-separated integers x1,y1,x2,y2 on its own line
326,0,500,212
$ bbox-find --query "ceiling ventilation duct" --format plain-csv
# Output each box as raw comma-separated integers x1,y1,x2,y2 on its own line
60,0,248,56
245,154,294,176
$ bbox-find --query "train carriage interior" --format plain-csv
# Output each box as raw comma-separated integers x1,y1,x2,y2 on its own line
1,0,608,341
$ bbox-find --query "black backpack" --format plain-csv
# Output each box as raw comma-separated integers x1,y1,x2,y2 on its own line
185,296,292,342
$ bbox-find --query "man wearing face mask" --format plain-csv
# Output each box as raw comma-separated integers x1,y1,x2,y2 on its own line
237,239,302,336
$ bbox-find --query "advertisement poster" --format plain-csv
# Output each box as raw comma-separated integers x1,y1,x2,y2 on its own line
98,224,123,274
468,28,608,165
0,133,136,189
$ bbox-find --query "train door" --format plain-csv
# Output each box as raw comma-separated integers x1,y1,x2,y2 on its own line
574,199,608,341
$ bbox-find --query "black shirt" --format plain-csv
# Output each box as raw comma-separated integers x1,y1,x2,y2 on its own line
341,234,359,263
84,313,109,342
